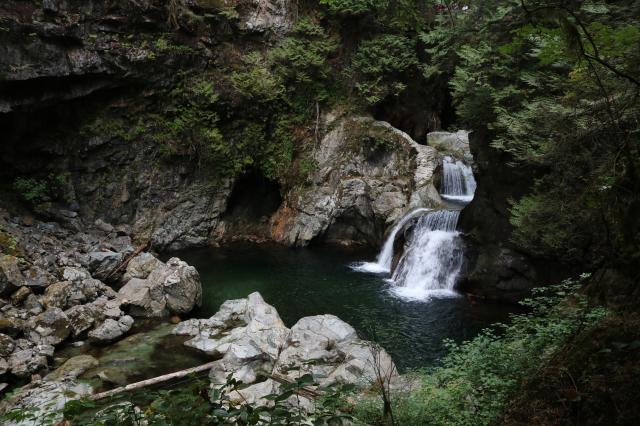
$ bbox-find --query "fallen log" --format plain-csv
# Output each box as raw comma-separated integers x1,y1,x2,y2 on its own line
90,361,216,401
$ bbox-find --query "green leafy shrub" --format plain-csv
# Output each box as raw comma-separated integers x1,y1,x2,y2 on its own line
12,177,50,205
351,35,417,104
230,52,284,105
272,18,339,108
319,0,388,16
355,276,607,426
59,374,354,425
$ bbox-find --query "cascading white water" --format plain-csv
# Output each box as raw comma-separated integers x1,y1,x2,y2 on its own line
440,157,476,203
351,208,431,273
390,210,463,300
352,149,477,302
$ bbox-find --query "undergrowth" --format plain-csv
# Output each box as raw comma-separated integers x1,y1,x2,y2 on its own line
354,275,608,426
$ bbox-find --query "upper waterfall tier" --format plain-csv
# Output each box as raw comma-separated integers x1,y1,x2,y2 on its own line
441,156,477,203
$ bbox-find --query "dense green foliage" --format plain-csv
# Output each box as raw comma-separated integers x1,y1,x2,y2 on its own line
1,374,354,425
355,276,607,425
423,1,640,268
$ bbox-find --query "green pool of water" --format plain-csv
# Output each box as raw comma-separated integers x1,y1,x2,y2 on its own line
173,243,515,371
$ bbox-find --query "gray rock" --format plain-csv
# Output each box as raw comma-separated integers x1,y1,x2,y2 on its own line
21,266,55,289
65,304,100,337
94,219,114,233
179,292,398,401
87,251,123,280
242,0,295,34
0,333,15,357
123,252,163,282
0,378,92,425
0,317,24,338
7,340,49,378
118,256,201,317
427,130,473,162
88,316,133,343
270,115,441,247
10,287,32,306
162,258,202,314
27,308,70,346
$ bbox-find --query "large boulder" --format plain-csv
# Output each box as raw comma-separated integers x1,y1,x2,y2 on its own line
175,292,398,401
122,252,163,282
118,256,202,318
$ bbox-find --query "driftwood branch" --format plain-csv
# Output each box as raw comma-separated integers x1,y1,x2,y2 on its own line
90,361,217,401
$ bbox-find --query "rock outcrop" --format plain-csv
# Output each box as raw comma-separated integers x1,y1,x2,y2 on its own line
270,114,442,246
174,292,397,403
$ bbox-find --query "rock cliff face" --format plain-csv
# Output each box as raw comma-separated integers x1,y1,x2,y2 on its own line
1,1,438,251
269,114,442,246
458,130,566,302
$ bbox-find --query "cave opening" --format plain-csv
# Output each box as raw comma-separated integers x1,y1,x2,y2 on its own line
221,170,283,239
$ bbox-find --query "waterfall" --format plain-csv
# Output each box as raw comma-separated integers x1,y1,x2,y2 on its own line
351,208,431,273
390,210,463,300
352,148,477,302
441,157,476,203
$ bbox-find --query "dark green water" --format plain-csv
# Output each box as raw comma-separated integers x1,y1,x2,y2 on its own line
174,243,515,371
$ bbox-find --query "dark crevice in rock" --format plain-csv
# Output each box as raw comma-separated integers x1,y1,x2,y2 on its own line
219,170,283,241
0,74,124,114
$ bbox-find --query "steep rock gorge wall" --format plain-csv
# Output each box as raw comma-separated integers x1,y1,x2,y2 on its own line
0,0,443,252
458,130,569,302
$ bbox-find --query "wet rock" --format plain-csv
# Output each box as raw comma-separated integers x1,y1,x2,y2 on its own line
0,334,15,357
88,316,134,343
118,257,202,318
46,355,99,381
